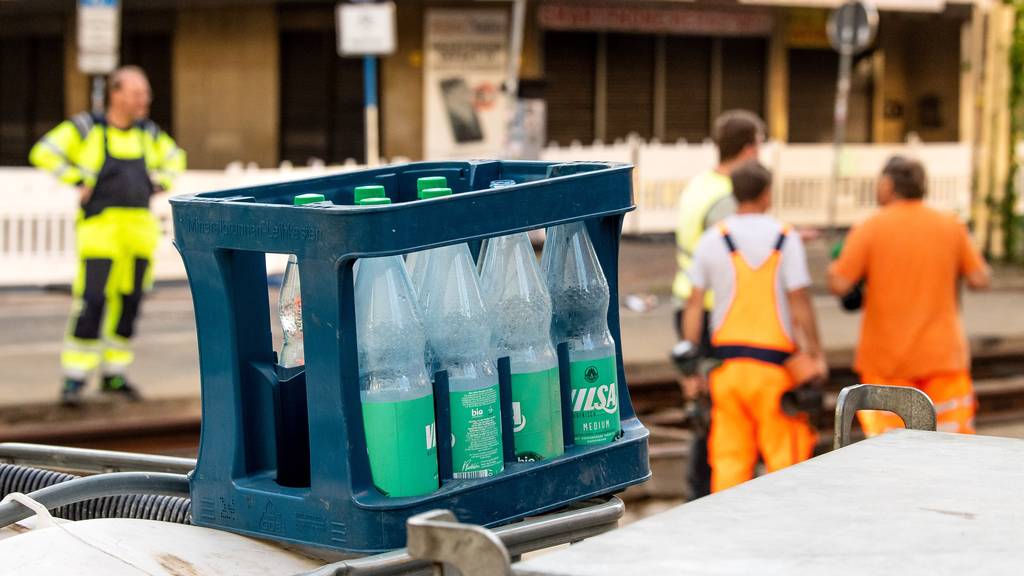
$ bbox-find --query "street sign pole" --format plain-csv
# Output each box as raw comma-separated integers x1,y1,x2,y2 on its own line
505,0,527,159
827,0,877,235
337,1,395,166
77,0,121,116
90,76,106,116
364,55,380,166
829,8,855,234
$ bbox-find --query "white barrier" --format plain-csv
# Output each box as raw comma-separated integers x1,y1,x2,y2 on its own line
541,139,973,233
0,143,973,286
0,165,358,287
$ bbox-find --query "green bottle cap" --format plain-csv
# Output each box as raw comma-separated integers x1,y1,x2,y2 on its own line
354,185,386,204
357,197,392,206
416,176,448,197
419,187,452,200
293,193,326,206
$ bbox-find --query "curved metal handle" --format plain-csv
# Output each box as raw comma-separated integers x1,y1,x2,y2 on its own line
407,509,512,576
834,384,936,450
296,497,623,576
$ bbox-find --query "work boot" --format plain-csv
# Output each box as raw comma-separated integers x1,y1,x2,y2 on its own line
100,374,143,402
60,378,86,407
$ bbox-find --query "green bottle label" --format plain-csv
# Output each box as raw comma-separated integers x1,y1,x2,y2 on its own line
569,356,621,445
511,367,564,461
450,384,504,479
362,394,439,497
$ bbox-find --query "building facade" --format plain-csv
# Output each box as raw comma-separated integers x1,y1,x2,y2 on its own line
0,0,986,169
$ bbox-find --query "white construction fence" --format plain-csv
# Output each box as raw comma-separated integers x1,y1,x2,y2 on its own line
541,138,972,235
0,141,972,287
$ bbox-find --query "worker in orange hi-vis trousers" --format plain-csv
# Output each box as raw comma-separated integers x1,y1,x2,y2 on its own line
829,156,991,437
678,161,827,493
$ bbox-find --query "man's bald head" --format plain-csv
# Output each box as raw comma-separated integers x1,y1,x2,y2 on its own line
107,65,152,124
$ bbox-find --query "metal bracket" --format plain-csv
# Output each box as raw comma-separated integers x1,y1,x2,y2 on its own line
834,384,937,450
407,509,512,576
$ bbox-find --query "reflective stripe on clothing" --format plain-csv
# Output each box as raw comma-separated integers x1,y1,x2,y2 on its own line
29,113,185,193
62,338,104,378
61,208,159,379
857,371,976,436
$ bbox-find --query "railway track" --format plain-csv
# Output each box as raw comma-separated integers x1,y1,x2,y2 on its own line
0,348,1021,464
631,349,1024,500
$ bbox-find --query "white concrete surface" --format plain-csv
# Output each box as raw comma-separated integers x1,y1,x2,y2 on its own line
515,430,1024,575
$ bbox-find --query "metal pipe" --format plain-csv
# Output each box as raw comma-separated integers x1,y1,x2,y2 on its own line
297,496,624,576
0,471,190,529
0,442,196,475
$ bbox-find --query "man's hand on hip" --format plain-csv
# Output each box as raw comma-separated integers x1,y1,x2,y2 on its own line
78,185,93,205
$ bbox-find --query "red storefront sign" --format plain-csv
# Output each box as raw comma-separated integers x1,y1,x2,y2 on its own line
538,3,774,37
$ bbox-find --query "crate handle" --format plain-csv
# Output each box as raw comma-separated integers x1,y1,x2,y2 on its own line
833,384,936,449
407,509,512,575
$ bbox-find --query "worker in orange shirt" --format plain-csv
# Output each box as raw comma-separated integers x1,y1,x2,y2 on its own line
829,156,991,436
678,160,826,492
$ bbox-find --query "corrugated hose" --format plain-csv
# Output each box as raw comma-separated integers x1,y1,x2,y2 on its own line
0,464,191,527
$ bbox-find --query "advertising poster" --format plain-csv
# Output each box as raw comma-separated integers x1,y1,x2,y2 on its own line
424,9,509,159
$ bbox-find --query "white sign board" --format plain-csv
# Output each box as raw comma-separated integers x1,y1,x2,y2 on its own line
336,2,397,56
77,0,120,74
424,9,510,160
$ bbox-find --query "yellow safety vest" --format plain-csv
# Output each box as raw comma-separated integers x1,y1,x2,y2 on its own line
29,111,185,193
673,170,732,307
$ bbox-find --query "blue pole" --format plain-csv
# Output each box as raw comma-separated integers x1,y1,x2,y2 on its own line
363,56,377,108
364,56,379,165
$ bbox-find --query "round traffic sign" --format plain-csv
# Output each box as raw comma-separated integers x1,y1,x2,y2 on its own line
827,0,879,55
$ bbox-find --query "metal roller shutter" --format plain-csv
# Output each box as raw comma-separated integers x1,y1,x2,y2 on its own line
788,48,837,143
606,33,654,141
544,32,596,146
664,36,711,143
721,37,767,118
279,12,366,165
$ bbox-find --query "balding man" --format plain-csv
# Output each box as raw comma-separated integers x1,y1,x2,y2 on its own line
30,65,186,405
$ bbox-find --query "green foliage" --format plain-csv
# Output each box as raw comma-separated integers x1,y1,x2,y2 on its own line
1005,1,1024,261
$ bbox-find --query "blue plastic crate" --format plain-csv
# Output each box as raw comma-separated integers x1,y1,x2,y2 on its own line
169,160,650,553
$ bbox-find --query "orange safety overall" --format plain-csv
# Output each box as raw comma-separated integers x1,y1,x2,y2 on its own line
857,372,976,436
708,225,817,493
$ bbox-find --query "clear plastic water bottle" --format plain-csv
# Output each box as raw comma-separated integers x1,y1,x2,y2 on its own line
542,221,620,445
409,186,453,310
476,179,517,273
406,176,450,301
279,193,328,368
421,240,504,479
354,196,439,497
480,231,563,461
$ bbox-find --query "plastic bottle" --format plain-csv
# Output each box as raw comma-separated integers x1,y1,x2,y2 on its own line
279,193,327,368
542,221,620,445
354,196,439,497
476,179,517,273
407,176,450,300
480,231,563,461
409,186,453,309
421,238,504,479
350,187,386,281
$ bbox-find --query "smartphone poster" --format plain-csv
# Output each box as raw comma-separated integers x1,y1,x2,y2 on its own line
424,9,509,159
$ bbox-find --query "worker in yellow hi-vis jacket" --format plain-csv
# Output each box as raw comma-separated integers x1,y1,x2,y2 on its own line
29,65,186,406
